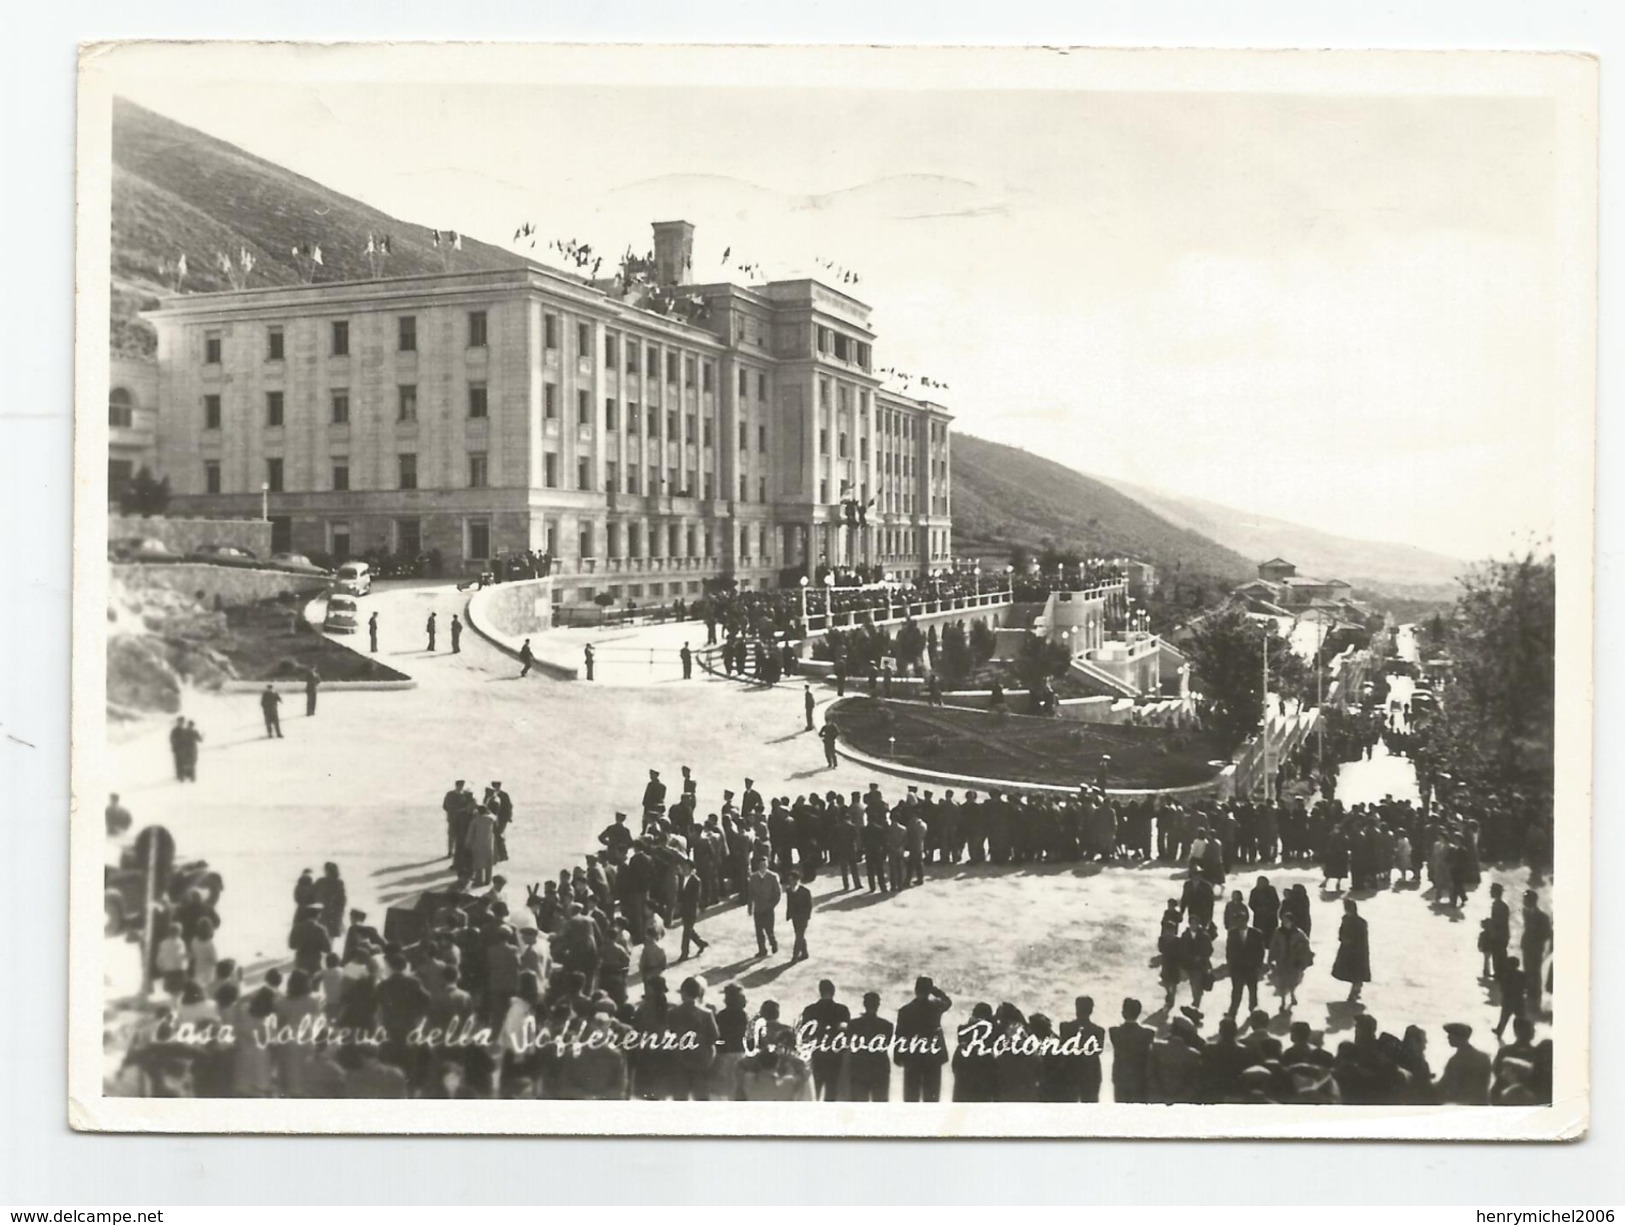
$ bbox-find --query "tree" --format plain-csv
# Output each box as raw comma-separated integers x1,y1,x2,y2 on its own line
895,619,926,674
1009,544,1034,573
939,623,974,685
1430,551,1555,792
1183,606,1306,751
969,620,998,665
118,466,171,515
1014,633,1072,690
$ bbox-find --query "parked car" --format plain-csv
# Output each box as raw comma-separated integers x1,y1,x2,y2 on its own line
332,560,373,596
324,594,360,633
109,536,182,563
268,551,332,576
188,542,260,568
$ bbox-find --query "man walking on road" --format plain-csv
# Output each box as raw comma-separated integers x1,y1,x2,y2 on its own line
425,612,437,652
519,638,534,678
680,643,693,679
804,684,816,731
450,614,463,654
368,611,379,653
305,668,320,717
786,870,813,962
748,858,782,957
260,684,284,739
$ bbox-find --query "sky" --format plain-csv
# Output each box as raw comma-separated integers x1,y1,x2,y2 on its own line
111,51,1570,561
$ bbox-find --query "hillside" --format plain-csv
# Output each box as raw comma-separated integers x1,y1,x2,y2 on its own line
949,435,1254,585
1103,480,1465,601
109,97,526,357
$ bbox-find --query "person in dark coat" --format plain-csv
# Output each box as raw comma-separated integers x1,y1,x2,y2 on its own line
442,780,473,859
1226,922,1267,1018
304,668,321,716
367,612,379,653
583,643,595,680
952,1003,998,1102
1248,876,1280,942
803,684,817,731
449,614,462,654
785,870,813,961
680,643,693,679
259,684,283,738
425,612,437,651
894,976,952,1102
312,862,346,939
1331,898,1371,1001
676,863,708,960
641,770,667,821
799,980,851,1101
169,716,186,779
1058,995,1106,1102
820,719,840,769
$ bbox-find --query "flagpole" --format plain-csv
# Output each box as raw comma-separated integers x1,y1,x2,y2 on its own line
1261,629,1271,802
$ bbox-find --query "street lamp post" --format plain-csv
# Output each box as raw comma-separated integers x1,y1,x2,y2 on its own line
823,571,835,620
260,481,270,522
973,565,980,599
799,574,810,628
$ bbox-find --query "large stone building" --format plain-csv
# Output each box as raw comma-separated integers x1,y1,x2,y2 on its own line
108,355,159,504
144,221,953,604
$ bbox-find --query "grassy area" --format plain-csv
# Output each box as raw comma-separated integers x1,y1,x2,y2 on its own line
831,696,1227,789
216,597,408,683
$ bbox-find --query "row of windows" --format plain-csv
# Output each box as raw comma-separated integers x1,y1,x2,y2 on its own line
209,450,493,496
815,326,872,371
204,312,488,366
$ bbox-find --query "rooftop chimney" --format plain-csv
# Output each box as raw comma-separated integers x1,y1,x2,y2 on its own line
652,220,695,288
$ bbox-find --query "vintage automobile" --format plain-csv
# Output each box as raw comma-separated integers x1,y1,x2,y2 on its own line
109,536,183,564
267,551,333,576
332,560,373,596
324,593,360,633
104,825,223,938
188,542,260,568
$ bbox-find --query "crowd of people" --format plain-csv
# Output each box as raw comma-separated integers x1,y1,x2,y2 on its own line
115,748,1552,1106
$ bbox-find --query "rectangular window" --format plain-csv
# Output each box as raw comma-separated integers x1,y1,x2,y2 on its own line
704,475,714,501
834,333,850,361
667,410,678,439
468,453,488,488
605,398,619,430
757,373,767,400
578,458,591,490
331,320,349,356
625,339,639,374
647,346,660,377
544,314,559,350
332,461,350,491
203,394,221,430
265,391,284,428
739,368,749,396
330,389,350,425
544,453,559,488
758,425,767,453
468,520,491,560
629,524,642,558
759,476,767,502
579,525,594,559
266,458,284,493
577,390,592,427
605,334,617,368
648,464,659,495
839,432,849,458
819,428,828,455
468,310,488,348
686,526,697,557
666,352,679,383
820,479,829,503
860,437,869,461
544,383,558,420
739,422,749,450
577,321,591,356
628,467,640,495
204,331,221,365
739,474,748,501
704,417,713,447
819,378,830,408
267,327,284,361
398,453,417,490
398,384,418,422
687,413,696,444
669,524,680,557
606,460,619,492
204,461,221,494
685,357,697,389
468,383,488,419
627,402,640,433
702,362,714,393
398,316,417,352
396,517,422,555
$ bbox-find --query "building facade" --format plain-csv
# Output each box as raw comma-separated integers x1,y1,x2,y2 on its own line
108,355,159,503
144,221,954,604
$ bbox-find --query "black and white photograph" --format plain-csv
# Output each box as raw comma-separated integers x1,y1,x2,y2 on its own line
68,41,1594,1139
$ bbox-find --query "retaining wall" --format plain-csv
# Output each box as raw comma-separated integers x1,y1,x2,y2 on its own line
110,515,272,556
112,563,328,608
465,577,577,680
